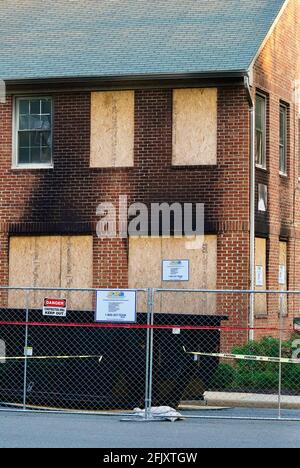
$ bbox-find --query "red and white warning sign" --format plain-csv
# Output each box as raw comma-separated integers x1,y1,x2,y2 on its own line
43,298,67,317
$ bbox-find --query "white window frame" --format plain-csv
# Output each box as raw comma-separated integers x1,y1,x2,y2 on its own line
255,93,267,170
13,96,54,169
279,103,288,176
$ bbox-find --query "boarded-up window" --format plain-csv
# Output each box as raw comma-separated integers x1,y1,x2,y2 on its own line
298,118,300,177
255,237,267,316
128,235,217,314
8,236,93,310
90,91,134,168
172,88,217,166
279,241,288,317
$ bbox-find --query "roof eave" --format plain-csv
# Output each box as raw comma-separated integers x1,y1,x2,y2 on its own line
4,70,248,87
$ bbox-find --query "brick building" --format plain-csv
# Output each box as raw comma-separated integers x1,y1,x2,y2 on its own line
0,0,299,340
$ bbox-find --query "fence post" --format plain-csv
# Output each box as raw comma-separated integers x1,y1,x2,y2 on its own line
22,289,30,411
144,288,154,421
278,292,284,420
148,288,154,416
144,288,151,420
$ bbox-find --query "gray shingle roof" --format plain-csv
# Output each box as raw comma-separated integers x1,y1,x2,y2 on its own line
0,0,287,81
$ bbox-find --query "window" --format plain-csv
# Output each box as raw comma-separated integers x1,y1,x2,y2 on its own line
172,88,217,166
128,235,217,314
14,97,53,167
90,91,134,168
298,118,300,179
279,104,287,175
258,184,268,212
255,237,267,316
279,241,288,317
255,94,266,168
8,236,93,310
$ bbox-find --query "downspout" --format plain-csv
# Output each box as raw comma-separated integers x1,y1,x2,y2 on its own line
244,74,255,342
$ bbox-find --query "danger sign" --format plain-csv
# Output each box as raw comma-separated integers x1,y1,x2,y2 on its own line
43,298,67,317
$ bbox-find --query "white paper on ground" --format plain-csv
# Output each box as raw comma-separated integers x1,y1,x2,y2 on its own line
133,406,184,422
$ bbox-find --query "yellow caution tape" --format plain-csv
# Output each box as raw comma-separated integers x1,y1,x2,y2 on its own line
183,347,300,364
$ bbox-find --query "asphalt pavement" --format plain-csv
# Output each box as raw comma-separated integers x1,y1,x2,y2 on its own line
0,408,300,448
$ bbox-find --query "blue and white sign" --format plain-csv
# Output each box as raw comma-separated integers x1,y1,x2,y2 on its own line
256,266,264,287
95,290,137,323
279,265,286,285
162,260,190,282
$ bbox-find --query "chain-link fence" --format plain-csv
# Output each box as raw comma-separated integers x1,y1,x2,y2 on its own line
0,287,149,416
149,289,300,421
1,287,300,421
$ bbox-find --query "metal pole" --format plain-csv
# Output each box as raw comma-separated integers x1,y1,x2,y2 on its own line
147,288,154,417
278,293,284,420
249,97,256,342
144,289,151,420
243,74,255,343
22,290,29,411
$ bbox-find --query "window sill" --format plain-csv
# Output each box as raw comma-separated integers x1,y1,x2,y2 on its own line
279,172,288,178
90,165,134,170
255,314,268,319
171,164,218,169
255,165,267,172
11,164,54,170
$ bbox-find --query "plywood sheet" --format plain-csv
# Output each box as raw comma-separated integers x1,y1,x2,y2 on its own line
128,237,162,313
90,91,134,168
61,236,93,311
161,236,217,314
279,241,287,316
8,236,61,308
255,237,267,316
8,236,93,311
128,235,217,315
172,88,217,166
279,242,287,281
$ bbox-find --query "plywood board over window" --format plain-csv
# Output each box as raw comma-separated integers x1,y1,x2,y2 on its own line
279,241,288,317
90,91,134,168
255,237,267,317
172,88,217,166
8,236,93,310
128,235,217,315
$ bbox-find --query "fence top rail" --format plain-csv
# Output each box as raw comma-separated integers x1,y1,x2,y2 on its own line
0,286,149,293
154,288,300,295
0,286,299,294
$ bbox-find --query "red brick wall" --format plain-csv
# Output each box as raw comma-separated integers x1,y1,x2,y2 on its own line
0,2,299,346
253,0,300,339
0,86,251,325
